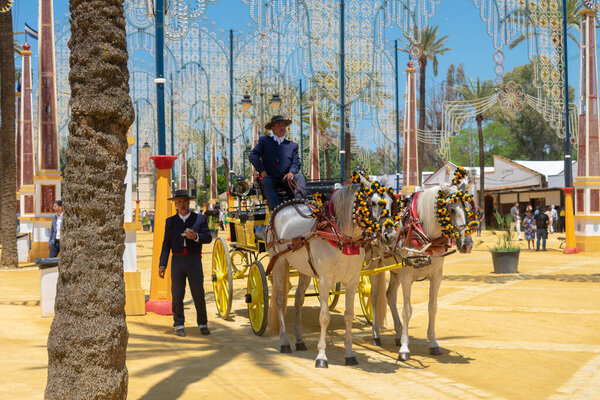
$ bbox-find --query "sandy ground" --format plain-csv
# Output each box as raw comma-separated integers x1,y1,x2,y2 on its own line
1,229,599,399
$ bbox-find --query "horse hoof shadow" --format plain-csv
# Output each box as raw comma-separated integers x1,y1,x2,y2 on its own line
280,344,292,353
398,352,410,361
315,359,328,368
429,346,442,356
295,342,307,351
345,356,359,366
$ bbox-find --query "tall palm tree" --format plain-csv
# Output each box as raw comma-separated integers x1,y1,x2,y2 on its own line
45,0,134,398
455,77,496,210
0,5,17,267
401,26,451,184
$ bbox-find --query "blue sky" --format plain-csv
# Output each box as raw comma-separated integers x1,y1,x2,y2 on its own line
11,0,581,97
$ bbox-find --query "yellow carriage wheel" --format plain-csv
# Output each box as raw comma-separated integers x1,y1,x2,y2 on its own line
211,237,233,319
313,278,341,311
246,261,269,336
358,274,373,325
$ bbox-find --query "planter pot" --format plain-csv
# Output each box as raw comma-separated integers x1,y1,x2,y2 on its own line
491,250,520,273
210,229,219,239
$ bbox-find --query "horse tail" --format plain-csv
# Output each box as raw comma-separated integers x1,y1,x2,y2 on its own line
374,272,387,328
267,258,290,336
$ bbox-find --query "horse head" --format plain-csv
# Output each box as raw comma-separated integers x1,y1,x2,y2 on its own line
439,183,475,254
351,170,398,247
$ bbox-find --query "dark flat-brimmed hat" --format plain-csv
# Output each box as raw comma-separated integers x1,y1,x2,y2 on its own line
168,189,194,200
265,115,292,130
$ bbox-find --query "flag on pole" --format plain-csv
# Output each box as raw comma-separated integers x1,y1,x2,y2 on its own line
24,23,38,41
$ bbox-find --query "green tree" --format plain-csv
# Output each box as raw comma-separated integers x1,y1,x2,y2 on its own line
449,121,522,167
455,77,496,209
45,0,134,398
0,5,17,267
401,26,452,181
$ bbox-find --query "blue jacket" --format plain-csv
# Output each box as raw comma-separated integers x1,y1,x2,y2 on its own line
159,211,213,267
249,135,301,179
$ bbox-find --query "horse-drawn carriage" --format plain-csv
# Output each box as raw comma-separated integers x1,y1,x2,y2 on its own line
211,177,387,335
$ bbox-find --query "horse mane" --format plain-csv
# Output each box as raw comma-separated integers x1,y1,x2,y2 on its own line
416,184,450,238
332,185,358,236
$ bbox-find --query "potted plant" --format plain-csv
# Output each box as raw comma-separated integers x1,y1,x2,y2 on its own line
489,210,520,273
204,209,220,239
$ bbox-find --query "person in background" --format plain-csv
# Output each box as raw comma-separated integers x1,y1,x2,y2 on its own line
48,200,63,257
219,208,225,231
551,205,558,233
510,202,522,240
559,207,565,233
545,206,554,234
159,190,213,337
534,206,549,251
522,208,535,250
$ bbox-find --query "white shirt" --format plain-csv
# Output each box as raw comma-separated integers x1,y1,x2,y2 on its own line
178,211,199,245
272,135,285,145
55,213,63,240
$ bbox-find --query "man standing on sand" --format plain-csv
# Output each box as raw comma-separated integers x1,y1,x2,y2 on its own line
48,200,63,257
510,202,522,240
159,189,213,337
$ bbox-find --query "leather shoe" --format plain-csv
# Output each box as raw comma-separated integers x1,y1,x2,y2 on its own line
175,328,185,337
200,327,211,336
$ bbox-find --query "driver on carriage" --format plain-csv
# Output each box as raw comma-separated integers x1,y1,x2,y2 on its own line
249,115,307,210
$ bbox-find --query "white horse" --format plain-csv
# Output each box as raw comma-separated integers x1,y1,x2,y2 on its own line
266,183,397,368
369,183,474,361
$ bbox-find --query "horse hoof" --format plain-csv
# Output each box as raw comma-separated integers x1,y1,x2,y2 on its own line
295,342,307,351
398,352,410,361
372,338,382,346
280,345,292,354
395,338,402,347
315,359,329,368
429,346,442,356
345,356,359,366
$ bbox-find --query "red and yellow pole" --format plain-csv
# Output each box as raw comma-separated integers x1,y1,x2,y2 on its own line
145,155,178,314
562,187,579,254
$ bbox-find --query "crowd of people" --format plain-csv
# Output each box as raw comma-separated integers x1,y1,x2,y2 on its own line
511,202,561,251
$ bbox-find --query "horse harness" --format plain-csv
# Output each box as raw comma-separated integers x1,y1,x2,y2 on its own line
265,198,373,277
396,191,455,257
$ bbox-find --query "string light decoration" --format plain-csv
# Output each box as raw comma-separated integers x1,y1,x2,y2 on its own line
435,167,479,239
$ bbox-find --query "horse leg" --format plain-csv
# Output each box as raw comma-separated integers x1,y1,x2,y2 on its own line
315,279,332,368
293,273,311,351
387,270,403,347
370,272,385,346
344,277,359,366
273,260,292,353
398,274,413,361
427,262,443,356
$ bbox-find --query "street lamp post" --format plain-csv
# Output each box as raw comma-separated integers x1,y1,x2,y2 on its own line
394,39,400,192
339,0,346,182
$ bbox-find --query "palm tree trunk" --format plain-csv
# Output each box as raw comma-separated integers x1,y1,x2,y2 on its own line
477,114,485,210
343,114,351,182
45,0,134,398
0,9,17,267
324,146,331,179
417,57,427,186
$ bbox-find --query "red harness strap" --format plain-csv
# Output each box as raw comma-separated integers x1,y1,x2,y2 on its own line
398,192,451,255
322,190,361,255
